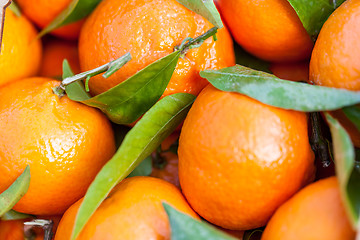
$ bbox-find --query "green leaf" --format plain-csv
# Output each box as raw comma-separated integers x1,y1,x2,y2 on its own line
176,0,223,28
1,210,32,221
343,105,360,132
9,1,21,17
128,156,152,177
163,203,236,240
326,114,360,228
201,65,360,112
71,93,196,240
287,0,346,38
80,51,181,124
0,166,30,217
39,0,101,37
62,60,91,101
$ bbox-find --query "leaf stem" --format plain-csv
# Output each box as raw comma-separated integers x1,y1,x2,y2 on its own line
53,52,131,97
175,27,218,55
309,112,333,167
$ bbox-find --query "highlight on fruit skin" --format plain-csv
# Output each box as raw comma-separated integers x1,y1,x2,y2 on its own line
262,177,355,240
178,84,315,230
0,77,116,216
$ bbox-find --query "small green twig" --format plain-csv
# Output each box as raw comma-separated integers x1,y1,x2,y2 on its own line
175,27,218,57
53,52,132,97
309,112,333,167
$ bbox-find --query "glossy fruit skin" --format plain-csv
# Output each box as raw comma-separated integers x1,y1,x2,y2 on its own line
262,177,355,240
216,0,313,62
16,0,84,40
178,85,315,230
40,38,81,78
309,0,360,90
79,0,235,97
55,177,198,240
0,10,42,87
0,77,116,215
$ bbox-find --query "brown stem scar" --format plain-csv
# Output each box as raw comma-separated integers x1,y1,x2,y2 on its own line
0,0,11,53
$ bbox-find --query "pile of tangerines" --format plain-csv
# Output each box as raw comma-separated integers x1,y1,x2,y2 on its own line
0,0,359,239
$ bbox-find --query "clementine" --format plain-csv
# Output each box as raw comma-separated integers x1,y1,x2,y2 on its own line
40,38,81,78
0,77,115,215
16,0,84,40
0,9,42,87
309,0,360,90
178,85,315,230
262,177,355,240
55,177,198,240
79,0,235,97
216,0,313,62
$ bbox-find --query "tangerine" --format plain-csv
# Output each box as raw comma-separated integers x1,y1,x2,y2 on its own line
216,0,313,62
16,0,84,40
55,177,198,240
0,77,115,215
178,85,315,230
0,9,42,87
262,177,355,240
79,0,235,97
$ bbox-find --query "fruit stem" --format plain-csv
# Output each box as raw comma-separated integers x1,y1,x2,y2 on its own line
24,219,53,240
309,112,333,167
175,27,218,56
53,52,132,97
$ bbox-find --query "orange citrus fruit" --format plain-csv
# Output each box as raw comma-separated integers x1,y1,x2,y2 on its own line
309,0,360,147
55,177,198,240
309,0,360,90
16,0,84,40
39,38,81,78
0,9,42,87
270,61,309,82
79,0,235,97
262,177,355,240
151,151,180,188
216,0,313,62
0,220,24,240
178,85,315,230
0,77,115,215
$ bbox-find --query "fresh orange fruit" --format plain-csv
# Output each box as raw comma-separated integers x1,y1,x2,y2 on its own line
40,38,81,78
55,177,198,240
262,177,355,240
16,0,84,40
309,0,360,147
151,151,180,188
79,0,235,97
216,0,313,62
0,220,24,240
178,85,315,230
270,61,309,82
0,9,42,87
0,77,115,215
309,0,360,90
